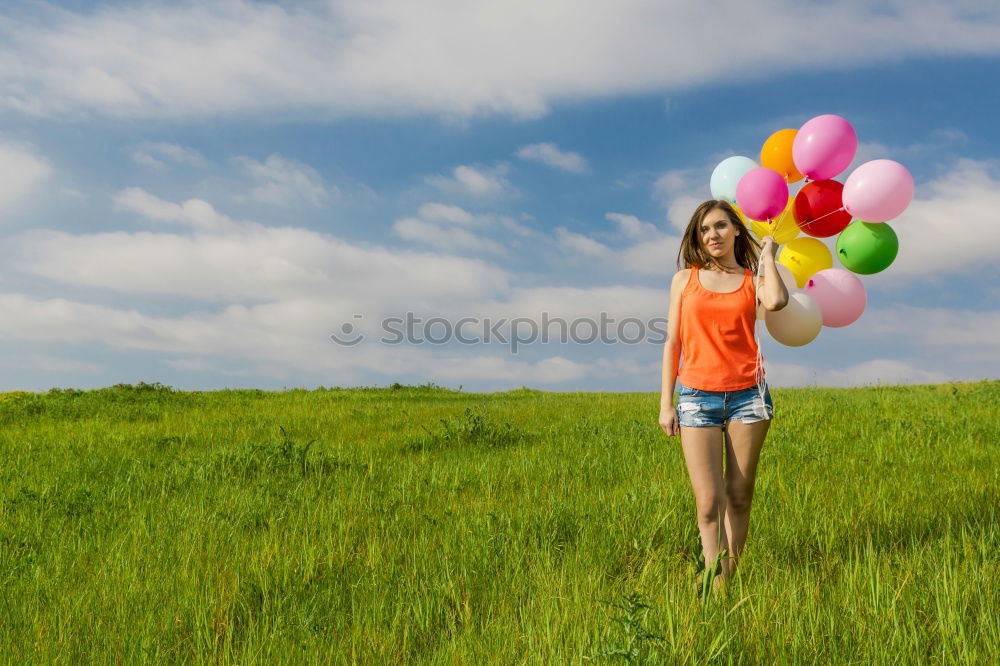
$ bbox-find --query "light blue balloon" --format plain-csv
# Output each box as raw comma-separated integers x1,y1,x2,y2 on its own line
710,156,758,204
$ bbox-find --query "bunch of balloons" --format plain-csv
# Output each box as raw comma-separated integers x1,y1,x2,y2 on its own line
709,114,912,347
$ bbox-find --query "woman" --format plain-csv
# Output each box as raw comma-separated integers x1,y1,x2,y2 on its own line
658,199,788,595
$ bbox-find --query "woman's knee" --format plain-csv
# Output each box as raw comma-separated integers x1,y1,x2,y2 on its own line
725,484,754,514
695,493,726,525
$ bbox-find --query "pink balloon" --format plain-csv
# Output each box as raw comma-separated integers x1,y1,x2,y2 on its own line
804,268,867,327
792,114,858,180
842,159,914,222
735,167,788,221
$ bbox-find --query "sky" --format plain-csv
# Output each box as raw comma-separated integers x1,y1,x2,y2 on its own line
0,0,998,393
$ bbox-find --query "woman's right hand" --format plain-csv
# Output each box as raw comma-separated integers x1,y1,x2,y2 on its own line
659,405,679,437
760,234,779,259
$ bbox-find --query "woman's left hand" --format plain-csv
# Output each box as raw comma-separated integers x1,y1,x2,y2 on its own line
760,235,778,259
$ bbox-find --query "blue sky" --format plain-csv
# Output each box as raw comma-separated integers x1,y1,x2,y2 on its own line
0,0,998,392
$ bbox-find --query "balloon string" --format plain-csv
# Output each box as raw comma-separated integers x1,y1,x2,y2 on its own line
759,206,847,237
800,205,847,227
752,258,768,411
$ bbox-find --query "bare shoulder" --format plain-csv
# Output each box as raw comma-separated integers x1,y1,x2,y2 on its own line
671,268,691,289
668,270,690,308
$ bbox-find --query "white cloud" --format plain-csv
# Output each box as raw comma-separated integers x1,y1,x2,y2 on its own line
652,167,706,232
517,142,587,173
391,203,527,255
162,357,216,372
234,154,331,207
618,235,682,276
849,129,968,174
499,216,536,237
58,188,86,200
431,355,589,383
31,353,105,375
477,284,667,322
427,164,510,197
12,226,510,307
851,304,1000,362
392,217,506,255
2,2,998,120
0,254,682,390
827,359,950,385
131,141,205,169
765,359,950,387
849,140,893,173
13,191,511,307
554,217,681,276
113,187,243,233
417,202,476,224
0,186,680,388
554,227,614,259
0,141,51,207
0,291,602,388
606,213,659,240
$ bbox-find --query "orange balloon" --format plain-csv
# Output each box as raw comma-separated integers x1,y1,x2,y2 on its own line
761,129,803,183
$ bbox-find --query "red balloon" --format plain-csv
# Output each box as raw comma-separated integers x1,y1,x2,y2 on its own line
793,180,852,238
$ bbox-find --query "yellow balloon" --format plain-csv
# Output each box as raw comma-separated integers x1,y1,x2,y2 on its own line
732,203,748,225
748,197,800,245
779,237,833,288
732,204,759,233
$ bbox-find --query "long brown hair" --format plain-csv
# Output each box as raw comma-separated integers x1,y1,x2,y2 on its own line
677,199,760,272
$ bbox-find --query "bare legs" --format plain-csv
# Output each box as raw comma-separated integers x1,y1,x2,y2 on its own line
679,426,728,590
722,419,770,575
680,419,770,589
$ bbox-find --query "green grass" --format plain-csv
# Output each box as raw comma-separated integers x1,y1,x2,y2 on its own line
0,380,996,663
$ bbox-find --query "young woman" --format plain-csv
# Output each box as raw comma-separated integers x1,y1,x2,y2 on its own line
658,199,788,594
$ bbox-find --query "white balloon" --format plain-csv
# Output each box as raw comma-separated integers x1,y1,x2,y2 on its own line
765,290,822,346
710,155,758,204
756,262,798,320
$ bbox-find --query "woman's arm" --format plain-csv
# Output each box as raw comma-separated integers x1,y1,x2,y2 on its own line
757,236,789,311
659,270,687,436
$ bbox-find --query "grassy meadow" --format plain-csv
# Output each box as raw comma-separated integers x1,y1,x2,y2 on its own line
0,380,996,663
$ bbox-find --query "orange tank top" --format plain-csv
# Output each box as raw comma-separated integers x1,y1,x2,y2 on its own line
677,265,762,391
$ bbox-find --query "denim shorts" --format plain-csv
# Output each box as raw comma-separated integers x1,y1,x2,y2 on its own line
675,381,774,427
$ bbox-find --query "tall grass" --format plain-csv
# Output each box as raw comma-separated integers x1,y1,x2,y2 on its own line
0,380,995,663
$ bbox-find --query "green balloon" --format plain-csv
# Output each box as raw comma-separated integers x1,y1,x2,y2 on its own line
836,221,898,275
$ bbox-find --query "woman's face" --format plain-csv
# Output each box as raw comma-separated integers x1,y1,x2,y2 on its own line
699,208,740,259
